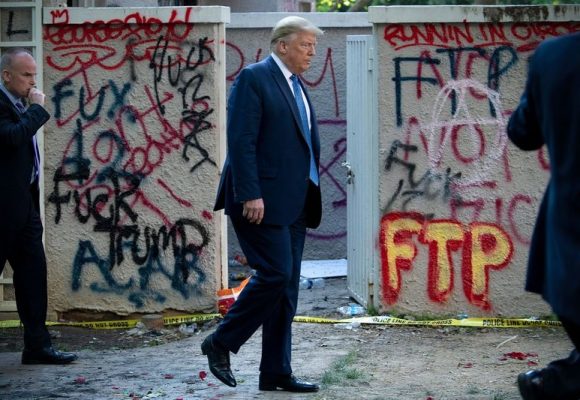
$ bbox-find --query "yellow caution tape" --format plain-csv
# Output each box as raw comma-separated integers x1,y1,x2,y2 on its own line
0,313,221,330
0,314,560,330
294,316,562,328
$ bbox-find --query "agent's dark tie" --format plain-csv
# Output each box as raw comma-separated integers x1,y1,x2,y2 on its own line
16,100,40,183
290,74,319,186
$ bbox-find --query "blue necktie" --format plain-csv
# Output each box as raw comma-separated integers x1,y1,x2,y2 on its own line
290,75,319,186
16,100,40,183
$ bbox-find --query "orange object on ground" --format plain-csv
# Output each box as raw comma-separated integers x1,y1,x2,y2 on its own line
217,276,251,316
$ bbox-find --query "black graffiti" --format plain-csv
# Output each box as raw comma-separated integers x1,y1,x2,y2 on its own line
6,11,28,38
384,139,461,216
71,217,209,307
52,160,210,307
150,36,216,173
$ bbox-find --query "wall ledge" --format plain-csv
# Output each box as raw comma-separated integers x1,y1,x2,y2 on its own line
43,6,230,25
369,5,580,24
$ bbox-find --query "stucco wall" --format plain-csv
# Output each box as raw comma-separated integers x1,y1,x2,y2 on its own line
226,13,371,260
370,5,580,316
3,6,578,319
42,6,229,316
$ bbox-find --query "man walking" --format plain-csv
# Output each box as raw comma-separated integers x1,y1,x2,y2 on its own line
203,16,323,392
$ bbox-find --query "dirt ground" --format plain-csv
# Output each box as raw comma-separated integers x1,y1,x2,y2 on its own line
0,274,574,400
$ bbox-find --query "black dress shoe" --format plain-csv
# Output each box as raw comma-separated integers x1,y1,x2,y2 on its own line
201,335,236,387
259,373,319,392
22,347,78,365
517,370,546,400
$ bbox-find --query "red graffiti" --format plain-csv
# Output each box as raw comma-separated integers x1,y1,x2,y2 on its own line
45,9,195,45
380,212,513,309
384,21,579,51
50,9,69,25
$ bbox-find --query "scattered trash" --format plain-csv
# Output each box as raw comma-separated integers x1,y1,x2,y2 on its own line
73,376,87,384
217,277,251,316
164,374,174,379
333,321,361,330
199,371,207,381
496,335,518,348
458,362,474,368
337,304,365,316
126,322,147,336
527,360,538,367
178,323,197,335
299,277,325,290
457,312,469,320
49,330,62,339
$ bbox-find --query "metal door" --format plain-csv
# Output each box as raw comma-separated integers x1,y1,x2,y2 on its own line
345,35,379,309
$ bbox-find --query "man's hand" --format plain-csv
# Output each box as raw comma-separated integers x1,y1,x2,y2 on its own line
27,88,45,106
242,198,264,224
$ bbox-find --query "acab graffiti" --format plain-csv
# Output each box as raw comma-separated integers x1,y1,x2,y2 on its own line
380,212,513,310
45,18,218,308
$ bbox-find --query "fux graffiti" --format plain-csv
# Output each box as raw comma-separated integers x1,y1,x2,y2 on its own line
45,19,217,307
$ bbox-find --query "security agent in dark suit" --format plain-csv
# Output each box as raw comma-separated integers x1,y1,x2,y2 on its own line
202,17,323,392
507,32,580,400
0,48,77,365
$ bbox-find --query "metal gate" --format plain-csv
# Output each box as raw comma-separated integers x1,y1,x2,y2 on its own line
345,35,379,309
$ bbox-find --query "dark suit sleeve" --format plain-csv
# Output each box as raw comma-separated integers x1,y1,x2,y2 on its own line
227,68,263,203
0,103,50,148
507,54,544,151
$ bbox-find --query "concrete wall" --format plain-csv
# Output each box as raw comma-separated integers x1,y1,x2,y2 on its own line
370,5,580,316
226,13,371,260
4,6,577,319
42,6,229,316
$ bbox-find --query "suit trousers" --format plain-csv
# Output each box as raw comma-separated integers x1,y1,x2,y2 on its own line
213,211,307,376
0,189,51,350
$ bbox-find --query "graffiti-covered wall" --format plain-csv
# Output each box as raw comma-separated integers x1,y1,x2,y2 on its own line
42,7,228,315
371,6,580,316
226,13,371,260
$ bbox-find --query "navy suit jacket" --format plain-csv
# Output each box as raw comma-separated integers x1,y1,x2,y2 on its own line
0,90,50,230
215,55,321,228
507,32,580,325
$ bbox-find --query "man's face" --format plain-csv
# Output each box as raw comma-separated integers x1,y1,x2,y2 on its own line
279,31,317,75
3,53,37,99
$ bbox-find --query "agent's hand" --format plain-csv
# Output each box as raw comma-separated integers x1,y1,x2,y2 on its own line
28,88,45,106
242,198,264,224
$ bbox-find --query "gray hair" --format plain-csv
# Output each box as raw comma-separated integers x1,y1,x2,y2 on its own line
0,48,33,73
270,16,323,50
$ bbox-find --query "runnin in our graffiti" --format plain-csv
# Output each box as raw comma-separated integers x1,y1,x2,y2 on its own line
202,16,323,392
507,32,580,400
0,49,77,365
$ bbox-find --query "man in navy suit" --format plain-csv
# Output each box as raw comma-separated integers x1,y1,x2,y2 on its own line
0,48,77,365
202,16,323,392
508,32,580,400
